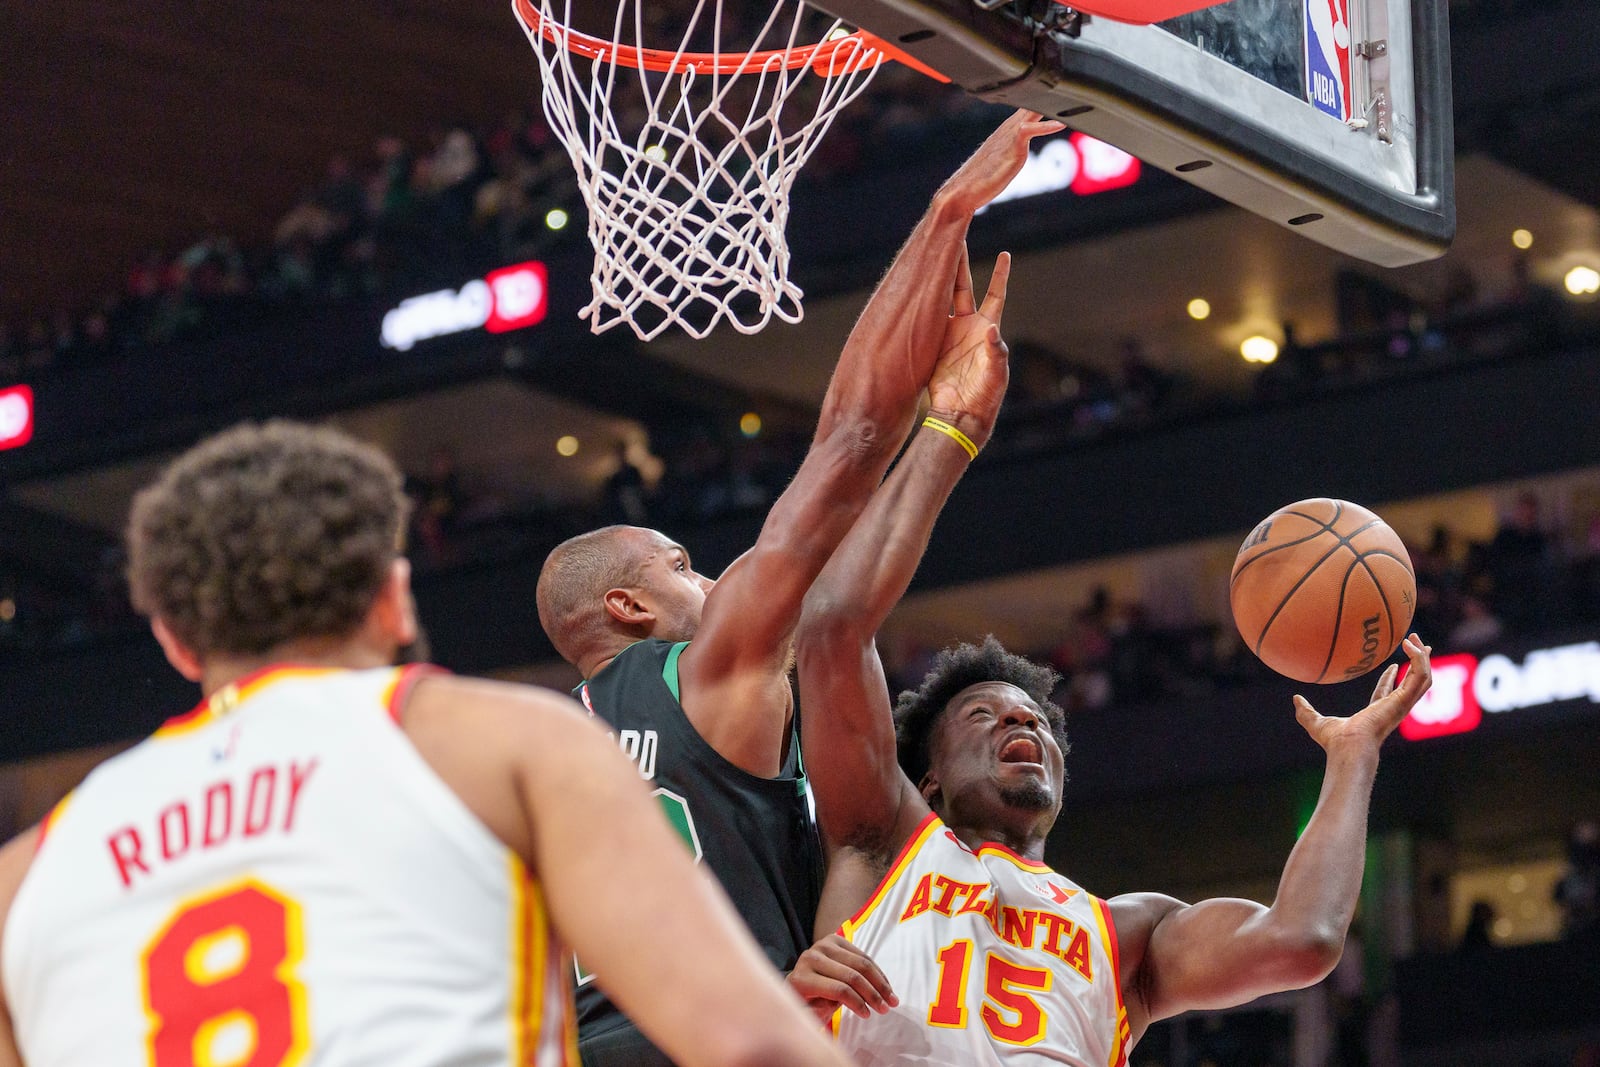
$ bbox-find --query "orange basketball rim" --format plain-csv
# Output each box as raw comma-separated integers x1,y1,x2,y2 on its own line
511,0,949,80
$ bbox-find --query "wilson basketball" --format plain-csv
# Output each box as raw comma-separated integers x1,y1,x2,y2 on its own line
1230,499,1416,684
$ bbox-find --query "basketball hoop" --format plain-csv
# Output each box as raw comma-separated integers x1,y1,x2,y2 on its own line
513,0,916,340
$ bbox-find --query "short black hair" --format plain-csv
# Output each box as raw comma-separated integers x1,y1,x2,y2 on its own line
893,636,1068,785
127,420,407,657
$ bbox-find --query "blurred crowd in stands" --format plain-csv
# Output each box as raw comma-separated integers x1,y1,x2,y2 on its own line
0,62,988,386
3,27,1600,694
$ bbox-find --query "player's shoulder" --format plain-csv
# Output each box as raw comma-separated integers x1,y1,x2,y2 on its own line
410,673,588,722
1106,892,1188,941
1106,890,1187,913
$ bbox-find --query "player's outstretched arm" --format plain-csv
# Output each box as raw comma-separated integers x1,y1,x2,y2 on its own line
798,248,1014,938
403,678,856,1067
1116,636,1433,1034
680,111,1060,778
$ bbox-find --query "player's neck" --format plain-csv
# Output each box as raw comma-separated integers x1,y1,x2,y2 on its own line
199,640,397,697
581,629,664,678
946,820,1050,863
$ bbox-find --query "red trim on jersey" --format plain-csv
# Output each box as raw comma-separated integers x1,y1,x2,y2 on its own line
1092,896,1130,1067
33,793,72,855
385,663,448,725
156,664,345,737
1093,897,1122,976
158,702,211,734
975,839,1053,873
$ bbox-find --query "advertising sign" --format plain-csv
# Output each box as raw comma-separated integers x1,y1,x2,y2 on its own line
381,261,548,352
1400,641,1600,741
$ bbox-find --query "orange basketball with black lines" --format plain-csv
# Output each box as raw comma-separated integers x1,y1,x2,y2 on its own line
1230,499,1416,684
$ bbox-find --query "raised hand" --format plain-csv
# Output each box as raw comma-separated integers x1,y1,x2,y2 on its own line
926,246,1011,450
937,109,1066,216
786,933,899,1023
1292,634,1433,752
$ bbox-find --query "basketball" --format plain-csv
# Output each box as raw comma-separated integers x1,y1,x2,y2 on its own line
1230,499,1416,684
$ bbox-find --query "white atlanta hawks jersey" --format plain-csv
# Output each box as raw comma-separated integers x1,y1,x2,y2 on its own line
2,665,577,1067
832,814,1130,1067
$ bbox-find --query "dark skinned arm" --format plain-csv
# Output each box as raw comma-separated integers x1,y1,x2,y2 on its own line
1112,636,1434,1043
796,247,1014,938
679,110,1061,777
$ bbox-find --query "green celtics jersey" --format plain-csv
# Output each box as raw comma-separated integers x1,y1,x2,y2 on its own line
573,638,823,1067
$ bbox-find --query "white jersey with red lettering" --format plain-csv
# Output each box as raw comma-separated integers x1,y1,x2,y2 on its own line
831,814,1130,1067
2,665,578,1067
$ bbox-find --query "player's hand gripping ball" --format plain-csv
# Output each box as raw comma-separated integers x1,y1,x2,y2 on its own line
1230,498,1416,684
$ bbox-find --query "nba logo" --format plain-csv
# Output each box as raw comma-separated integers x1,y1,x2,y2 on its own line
1304,0,1352,122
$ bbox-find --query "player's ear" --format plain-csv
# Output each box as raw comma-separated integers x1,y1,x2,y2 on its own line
151,618,203,683
603,587,654,626
371,556,419,650
918,771,942,809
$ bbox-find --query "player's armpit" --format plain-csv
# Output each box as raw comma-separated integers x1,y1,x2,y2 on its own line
813,847,898,942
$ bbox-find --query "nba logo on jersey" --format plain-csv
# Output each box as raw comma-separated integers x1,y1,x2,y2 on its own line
1304,0,1353,122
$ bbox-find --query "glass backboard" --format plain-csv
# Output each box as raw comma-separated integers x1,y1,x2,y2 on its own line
816,0,1454,266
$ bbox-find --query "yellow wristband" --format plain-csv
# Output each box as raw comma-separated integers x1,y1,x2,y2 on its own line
922,416,979,460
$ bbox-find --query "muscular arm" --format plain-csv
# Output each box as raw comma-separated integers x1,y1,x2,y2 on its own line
405,677,852,1067
798,428,973,935
799,256,1014,936
0,827,40,1067
680,110,1061,776
1116,638,1433,1036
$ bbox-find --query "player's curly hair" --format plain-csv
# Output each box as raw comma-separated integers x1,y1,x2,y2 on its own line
893,636,1069,785
126,420,408,657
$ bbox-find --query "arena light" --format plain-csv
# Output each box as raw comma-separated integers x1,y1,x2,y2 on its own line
556,435,580,457
739,412,762,437
1187,298,1211,320
1240,335,1279,363
1563,265,1600,296
0,385,34,451
1511,228,1534,250
645,144,668,163
545,208,570,231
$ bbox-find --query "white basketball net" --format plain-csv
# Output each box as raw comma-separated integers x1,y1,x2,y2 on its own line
513,0,889,340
